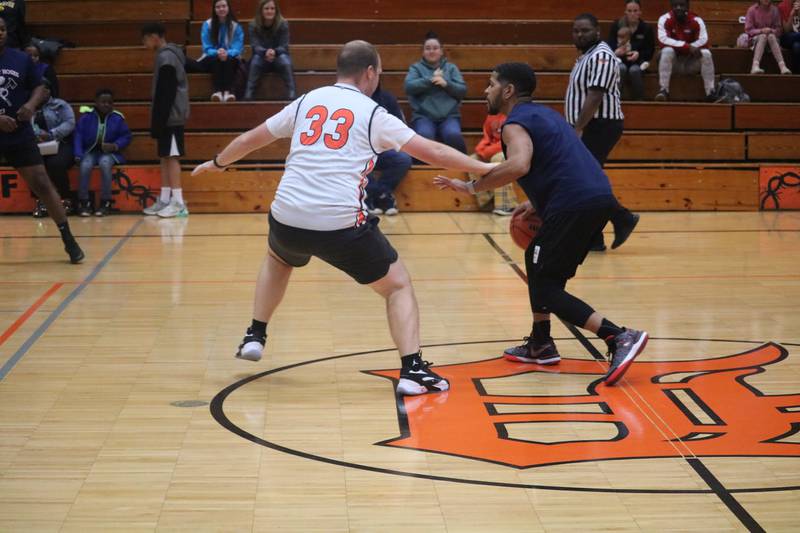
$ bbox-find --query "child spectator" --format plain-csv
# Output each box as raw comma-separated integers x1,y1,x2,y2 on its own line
365,83,412,215
245,0,295,100
746,0,791,74
196,0,244,102
469,113,517,215
31,79,74,217
607,1,655,100
24,43,59,97
0,0,28,48
141,22,190,218
779,0,800,73
404,32,467,153
656,0,716,101
74,89,132,217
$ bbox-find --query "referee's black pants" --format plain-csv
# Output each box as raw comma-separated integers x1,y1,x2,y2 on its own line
581,119,636,239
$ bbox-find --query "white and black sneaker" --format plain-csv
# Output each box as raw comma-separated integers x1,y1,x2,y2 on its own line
397,359,450,396
236,327,266,362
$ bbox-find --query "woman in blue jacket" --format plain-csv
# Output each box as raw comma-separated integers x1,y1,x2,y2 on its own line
197,0,245,102
404,32,467,153
73,89,132,216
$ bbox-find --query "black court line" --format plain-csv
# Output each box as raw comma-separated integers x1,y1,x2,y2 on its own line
482,232,767,532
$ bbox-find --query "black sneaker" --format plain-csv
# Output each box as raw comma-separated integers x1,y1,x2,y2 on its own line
236,327,267,362
611,212,640,249
603,329,649,386
380,193,399,216
397,359,450,396
32,200,48,218
95,200,112,217
589,232,607,252
64,239,85,264
77,201,92,217
654,89,669,102
62,199,74,216
503,337,561,365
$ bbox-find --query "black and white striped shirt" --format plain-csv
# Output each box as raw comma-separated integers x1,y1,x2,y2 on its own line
565,41,624,126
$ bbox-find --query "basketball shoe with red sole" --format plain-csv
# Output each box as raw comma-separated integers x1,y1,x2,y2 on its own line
603,329,649,385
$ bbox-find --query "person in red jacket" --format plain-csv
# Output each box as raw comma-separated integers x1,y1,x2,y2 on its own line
655,0,716,101
468,113,517,215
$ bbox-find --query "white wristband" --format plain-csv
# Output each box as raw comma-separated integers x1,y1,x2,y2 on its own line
466,180,477,195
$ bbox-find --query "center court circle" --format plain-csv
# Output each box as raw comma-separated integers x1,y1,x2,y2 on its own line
210,338,800,494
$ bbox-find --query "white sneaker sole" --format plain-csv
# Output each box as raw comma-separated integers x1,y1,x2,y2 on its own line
236,342,263,362
604,331,649,386
504,353,561,365
396,378,450,396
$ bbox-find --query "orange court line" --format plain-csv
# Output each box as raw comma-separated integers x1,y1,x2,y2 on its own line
0,273,799,286
0,283,64,348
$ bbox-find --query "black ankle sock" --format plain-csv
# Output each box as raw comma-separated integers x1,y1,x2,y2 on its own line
597,318,624,342
531,320,551,345
57,221,74,241
401,352,422,370
250,319,267,337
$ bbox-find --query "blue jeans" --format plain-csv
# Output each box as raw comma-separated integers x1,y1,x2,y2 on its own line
411,116,466,153
619,63,644,101
246,53,296,100
780,32,800,74
366,149,412,198
79,151,116,201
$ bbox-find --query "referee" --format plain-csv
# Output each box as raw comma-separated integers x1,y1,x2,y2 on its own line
567,13,639,251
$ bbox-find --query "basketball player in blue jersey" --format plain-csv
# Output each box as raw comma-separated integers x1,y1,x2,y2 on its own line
435,62,647,385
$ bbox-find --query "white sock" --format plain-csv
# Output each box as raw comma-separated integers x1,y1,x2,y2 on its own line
160,187,171,203
172,188,184,204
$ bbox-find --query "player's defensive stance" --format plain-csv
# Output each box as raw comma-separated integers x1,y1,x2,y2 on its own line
193,41,494,395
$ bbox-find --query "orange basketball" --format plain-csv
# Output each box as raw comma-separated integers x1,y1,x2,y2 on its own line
509,206,542,250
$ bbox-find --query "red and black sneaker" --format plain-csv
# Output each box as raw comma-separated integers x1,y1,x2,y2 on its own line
603,329,649,386
503,337,561,365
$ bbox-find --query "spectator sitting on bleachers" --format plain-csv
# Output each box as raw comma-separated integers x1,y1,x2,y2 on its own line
195,0,244,102
365,83,412,216
0,0,28,49
404,31,467,153
779,0,800,73
245,0,295,100
24,43,59,98
31,79,75,218
746,0,792,74
656,0,716,101
469,113,517,215
607,0,655,100
74,89,132,217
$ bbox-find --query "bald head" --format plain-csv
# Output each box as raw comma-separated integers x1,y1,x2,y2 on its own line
337,40,380,77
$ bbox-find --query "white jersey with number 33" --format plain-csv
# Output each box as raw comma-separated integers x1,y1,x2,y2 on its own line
265,83,415,231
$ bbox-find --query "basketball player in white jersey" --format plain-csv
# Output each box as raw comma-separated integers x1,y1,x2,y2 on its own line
193,40,494,395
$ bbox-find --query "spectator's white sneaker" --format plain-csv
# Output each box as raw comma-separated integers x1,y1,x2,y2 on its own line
780,64,792,75
223,91,236,102
143,199,170,216
157,201,189,218
211,92,223,102
750,65,765,74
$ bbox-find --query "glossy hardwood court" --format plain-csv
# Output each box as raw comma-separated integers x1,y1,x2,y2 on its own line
1,211,799,532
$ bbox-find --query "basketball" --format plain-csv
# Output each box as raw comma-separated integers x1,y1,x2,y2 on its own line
509,206,542,249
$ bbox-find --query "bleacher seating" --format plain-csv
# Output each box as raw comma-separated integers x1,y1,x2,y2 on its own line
14,0,799,213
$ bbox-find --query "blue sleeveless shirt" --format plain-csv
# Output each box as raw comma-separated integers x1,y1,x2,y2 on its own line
502,102,615,218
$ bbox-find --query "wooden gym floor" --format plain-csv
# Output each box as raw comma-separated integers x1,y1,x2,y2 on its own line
1,211,799,532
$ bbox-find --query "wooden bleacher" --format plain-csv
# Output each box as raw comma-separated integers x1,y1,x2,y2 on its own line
17,0,799,213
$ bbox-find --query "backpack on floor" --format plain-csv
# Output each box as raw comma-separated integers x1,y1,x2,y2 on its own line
713,78,751,103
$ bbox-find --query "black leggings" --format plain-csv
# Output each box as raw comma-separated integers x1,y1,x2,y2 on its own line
190,55,239,92
43,139,74,199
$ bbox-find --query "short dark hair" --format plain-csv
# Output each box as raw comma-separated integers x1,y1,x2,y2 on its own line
423,30,441,46
574,13,599,27
336,40,379,77
494,62,537,98
141,22,166,37
95,88,114,99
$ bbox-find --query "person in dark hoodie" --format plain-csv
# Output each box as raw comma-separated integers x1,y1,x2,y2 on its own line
245,0,295,100
0,0,28,48
74,88,133,217
404,31,467,153
141,22,190,218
